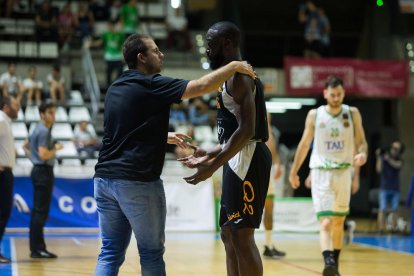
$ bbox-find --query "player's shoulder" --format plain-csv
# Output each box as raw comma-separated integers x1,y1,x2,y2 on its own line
308,108,317,117
349,106,360,115
230,73,255,94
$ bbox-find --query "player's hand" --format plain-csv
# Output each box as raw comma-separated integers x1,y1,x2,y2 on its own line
304,174,311,189
167,132,192,149
289,173,300,189
273,164,282,180
193,147,207,158
233,61,257,79
354,152,367,166
178,154,209,168
55,143,64,151
183,164,215,185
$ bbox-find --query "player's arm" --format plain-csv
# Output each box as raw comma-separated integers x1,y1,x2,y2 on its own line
181,61,255,100
352,165,361,194
265,123,282,179
289,109,316,189
351,107,368,166
38,144,63,161
183,74,255,184
206,74,255,172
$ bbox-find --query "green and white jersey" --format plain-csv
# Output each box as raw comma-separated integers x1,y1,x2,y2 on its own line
103,31,125,61
309,104,354,170
121,4,139,33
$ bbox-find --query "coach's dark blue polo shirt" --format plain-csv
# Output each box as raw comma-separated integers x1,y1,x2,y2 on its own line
94,69,189,182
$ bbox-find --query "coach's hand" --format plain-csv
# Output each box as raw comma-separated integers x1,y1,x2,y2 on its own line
167,132,192,149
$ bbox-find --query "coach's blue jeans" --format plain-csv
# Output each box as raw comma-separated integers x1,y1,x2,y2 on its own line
94,177,166,276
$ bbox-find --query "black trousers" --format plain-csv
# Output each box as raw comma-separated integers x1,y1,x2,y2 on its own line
106,60,123,88
0,168,14,244
29,165,54,252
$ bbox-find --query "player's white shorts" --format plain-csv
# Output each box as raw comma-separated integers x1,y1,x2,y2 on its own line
310,168,352,218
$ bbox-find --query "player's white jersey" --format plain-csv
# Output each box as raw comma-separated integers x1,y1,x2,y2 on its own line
309,104,354,170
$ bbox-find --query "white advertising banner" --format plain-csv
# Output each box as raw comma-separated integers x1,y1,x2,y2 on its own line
162,163,215,231
272,198,319,232
11,162,215,231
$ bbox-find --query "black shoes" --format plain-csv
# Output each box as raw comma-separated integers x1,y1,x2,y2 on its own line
323,265,338,276
30,249,58,259
0,254,11,263
263,246,286,259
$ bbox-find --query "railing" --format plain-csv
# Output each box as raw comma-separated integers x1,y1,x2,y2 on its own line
81,44,100,120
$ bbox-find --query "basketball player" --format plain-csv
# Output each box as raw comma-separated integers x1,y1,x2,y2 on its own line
263,113,286,258
180,21,271,276
289,76,368,276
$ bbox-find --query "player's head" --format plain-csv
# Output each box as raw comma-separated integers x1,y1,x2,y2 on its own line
123,34,164,74
206,21,241,70
39,101,56,126
8,62,16,75
323,76,345,108
0,96,20,120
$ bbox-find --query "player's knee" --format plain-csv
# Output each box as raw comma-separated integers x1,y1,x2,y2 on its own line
220,228,232,245
320,217,332,231
332,217,346,228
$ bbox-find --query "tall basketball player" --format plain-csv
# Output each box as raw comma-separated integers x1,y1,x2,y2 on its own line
180,21,271,276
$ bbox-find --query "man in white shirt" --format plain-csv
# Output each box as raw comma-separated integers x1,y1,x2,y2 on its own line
0,62,22,103
73,120,101,158
22,66,43,106
0,96,20,264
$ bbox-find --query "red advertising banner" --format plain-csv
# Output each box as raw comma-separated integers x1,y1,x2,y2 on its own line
284,57,409,97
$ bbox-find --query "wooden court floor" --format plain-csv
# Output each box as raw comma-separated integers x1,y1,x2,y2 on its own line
3,232,414,276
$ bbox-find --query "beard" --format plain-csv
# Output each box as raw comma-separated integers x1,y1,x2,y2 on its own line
209,48,225,70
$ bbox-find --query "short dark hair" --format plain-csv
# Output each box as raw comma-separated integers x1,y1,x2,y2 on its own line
209,21,241,47
53,63,60,72
0,96,12,110
123,34,151,69
324,76,344,89
391,140,405,155
38,101,55,114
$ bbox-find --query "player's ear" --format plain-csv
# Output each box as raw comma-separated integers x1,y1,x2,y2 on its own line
223,38,232,50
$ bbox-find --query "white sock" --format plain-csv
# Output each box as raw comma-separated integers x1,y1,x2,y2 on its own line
265,230,273,247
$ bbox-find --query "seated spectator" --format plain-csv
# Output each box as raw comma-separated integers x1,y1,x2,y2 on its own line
35,0,58,42
0,62,22,103
22,66,43,106
74,1,95,41
166,6,192,51
47,64,65,105
188,98,215,127
58,1,75,50
73,120,101,158
170,102,188,127
120,0,140,36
